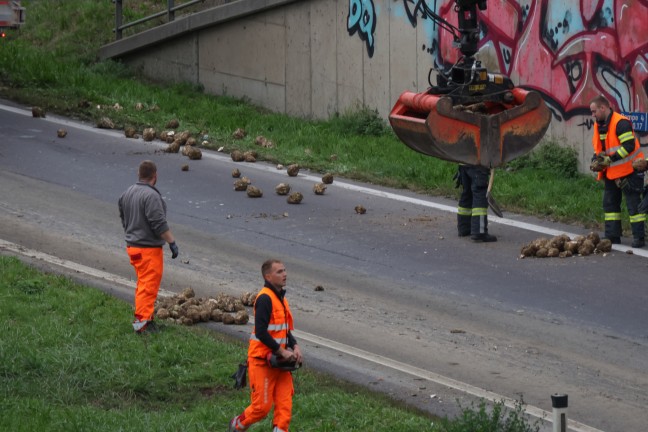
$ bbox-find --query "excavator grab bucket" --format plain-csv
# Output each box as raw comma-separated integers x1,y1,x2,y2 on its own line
388,88,551,168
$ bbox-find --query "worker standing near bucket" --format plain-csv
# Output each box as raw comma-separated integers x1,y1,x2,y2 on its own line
589,95,645,248
456,164,497,242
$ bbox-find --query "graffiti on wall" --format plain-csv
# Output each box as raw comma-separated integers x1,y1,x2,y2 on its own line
402,0,437,27
350,0,648,128
348,0,377,57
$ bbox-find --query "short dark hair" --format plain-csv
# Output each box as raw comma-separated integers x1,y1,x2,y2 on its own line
590,94,610,108
138,160,157,180
261,259,283,276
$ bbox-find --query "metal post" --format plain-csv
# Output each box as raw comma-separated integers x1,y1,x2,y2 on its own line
167,0,175,22
115,0,122,40
551,394,568,432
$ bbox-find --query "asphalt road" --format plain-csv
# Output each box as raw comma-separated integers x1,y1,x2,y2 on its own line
1,101,646,431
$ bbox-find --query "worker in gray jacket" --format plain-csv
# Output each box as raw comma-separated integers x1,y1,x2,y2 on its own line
119,160,179,333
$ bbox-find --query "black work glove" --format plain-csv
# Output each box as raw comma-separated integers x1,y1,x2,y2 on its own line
231,361,248,390
169,242,179,259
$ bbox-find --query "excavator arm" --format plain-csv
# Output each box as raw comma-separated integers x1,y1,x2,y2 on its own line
389,0,551,168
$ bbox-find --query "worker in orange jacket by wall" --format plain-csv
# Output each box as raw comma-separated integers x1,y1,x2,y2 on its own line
589,95,645,248
229,259,303,432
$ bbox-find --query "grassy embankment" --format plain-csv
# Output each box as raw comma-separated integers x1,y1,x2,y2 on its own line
0,256,540,432
0,0,607,231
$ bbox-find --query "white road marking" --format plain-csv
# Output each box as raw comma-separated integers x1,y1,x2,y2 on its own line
291,331,604,432
0,239,175,298
2,101,646,258
202,149,648,259
0,237,604,432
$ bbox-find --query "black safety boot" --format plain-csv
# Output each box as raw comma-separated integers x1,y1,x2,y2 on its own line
136,320,160,335
632,238,645,248
457,214,471,237
471,233,497,243
604,236,621,244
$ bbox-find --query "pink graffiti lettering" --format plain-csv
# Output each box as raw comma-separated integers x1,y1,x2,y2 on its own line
432,0,648,123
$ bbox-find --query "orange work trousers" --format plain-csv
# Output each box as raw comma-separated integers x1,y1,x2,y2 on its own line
127,246,163,323
237,357,294,431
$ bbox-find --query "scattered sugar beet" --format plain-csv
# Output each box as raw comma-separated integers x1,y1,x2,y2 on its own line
519,232,613,259
247,185,263,198
322,173,334,184
32,106,46,118
287,192,303,204
275,183,291,195
234,179,249,191
231,150,245,162
165,139,181,153
155,290,254,326
166,118,180,129
175,131,192,146
142,128,156,142
124,127,138,138
287,164,300,177
243,151,257,162
232,128,247,140
253,136,273,148
182,145,202,160
313,183,327,195
97,117,114,129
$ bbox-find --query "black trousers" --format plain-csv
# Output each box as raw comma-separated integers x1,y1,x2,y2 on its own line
457,165,490,236
603,172,644,240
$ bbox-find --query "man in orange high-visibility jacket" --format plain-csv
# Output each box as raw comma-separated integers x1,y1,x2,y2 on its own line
589,95,646,248
229,259,303,432
119,160,179,334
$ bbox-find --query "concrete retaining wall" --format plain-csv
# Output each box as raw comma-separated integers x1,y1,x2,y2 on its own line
100,0,648,172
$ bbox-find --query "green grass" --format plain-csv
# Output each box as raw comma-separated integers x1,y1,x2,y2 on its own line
0,256,434,431
0,256,541,431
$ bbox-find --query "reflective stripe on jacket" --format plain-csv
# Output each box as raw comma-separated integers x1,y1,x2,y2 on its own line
592,112,643,180
248,287,294,359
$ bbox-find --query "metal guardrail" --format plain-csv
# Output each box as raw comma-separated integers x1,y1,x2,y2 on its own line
113,0,205,40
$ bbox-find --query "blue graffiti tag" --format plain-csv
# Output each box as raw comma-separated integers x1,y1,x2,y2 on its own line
348,0,376,57
403,0,436,27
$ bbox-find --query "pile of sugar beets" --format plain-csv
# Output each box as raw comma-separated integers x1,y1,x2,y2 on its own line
155,287,256,326
520,232,612,259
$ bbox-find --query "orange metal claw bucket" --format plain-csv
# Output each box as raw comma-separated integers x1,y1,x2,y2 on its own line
388,88,551,168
